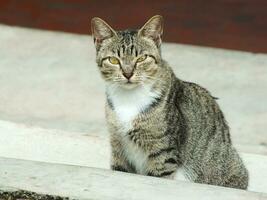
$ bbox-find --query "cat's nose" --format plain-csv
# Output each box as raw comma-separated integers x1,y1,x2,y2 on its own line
122,72,133,79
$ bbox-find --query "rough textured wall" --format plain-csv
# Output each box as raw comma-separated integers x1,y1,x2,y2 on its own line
0,0,266,52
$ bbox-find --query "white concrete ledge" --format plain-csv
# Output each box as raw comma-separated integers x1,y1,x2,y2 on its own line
0,24,267,198
0,24,266,155
0,157,266,200
0,120,266,194
0,120,110,169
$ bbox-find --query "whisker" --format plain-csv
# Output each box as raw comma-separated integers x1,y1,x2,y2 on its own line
143,75,165,84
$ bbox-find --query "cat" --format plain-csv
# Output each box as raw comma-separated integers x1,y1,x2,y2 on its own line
91,15,248,189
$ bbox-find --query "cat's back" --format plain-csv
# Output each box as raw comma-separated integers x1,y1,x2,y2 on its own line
176,79,231,145
178,80,221,116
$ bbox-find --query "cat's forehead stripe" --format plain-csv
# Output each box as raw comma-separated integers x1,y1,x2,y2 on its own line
114,30,139,57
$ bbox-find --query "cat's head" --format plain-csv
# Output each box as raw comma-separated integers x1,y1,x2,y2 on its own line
91,15,163,89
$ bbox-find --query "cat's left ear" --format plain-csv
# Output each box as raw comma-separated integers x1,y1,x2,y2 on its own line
138,15,163,47
91,17,117,49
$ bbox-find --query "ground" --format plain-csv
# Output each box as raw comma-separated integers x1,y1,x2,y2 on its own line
0,24,266,198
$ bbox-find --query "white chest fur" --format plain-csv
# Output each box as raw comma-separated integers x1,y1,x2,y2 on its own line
122,137,147,174
106,84,159,132
107,84,159,174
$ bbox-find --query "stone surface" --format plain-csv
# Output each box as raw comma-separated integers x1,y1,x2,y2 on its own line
0,120,266,193
0,24,266,155
0,157,266,200
0,24,267,198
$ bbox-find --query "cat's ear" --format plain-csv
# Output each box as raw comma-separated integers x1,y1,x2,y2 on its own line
91,17,117,48
138,15,163,47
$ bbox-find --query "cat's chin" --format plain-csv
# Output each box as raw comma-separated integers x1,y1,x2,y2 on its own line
119,82,141,89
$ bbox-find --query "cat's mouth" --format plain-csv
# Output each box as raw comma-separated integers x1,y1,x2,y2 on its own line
119,79,140,89
126,79,132,84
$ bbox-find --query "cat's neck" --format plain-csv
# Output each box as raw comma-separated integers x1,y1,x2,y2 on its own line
106,83,161,127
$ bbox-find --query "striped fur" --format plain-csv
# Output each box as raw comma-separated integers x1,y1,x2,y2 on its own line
91,15,248,189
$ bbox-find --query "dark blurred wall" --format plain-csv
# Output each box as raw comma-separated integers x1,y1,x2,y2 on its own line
0,0,267,53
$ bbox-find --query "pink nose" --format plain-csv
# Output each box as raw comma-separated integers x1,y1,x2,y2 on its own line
123,72,133,79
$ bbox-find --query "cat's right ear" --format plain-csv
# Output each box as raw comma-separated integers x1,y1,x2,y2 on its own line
91,17,117,49
138,15,163,47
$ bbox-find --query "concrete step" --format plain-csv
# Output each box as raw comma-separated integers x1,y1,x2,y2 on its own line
0,24,267,155
0,24,267,199
0,157,266,200
0,120,266,194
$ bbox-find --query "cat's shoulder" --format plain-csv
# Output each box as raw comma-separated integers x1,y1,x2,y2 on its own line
177,80,219,102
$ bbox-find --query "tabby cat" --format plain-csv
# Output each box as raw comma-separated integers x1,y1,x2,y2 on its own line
91,15,248,189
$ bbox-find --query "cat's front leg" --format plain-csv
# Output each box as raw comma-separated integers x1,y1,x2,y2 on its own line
146,147,179,179
110,136,135,173
111,150,133,173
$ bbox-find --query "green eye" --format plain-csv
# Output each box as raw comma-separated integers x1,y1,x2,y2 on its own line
137,55,147,63
109,57,120,65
